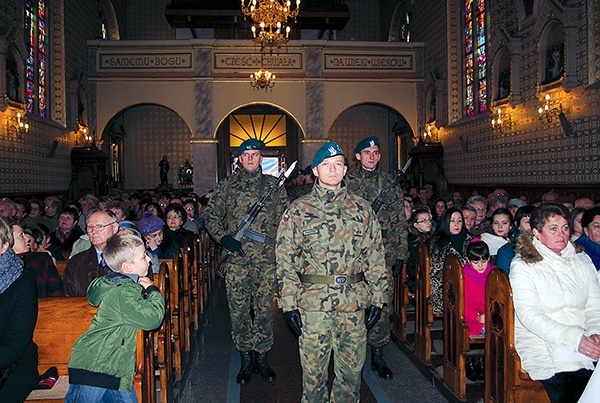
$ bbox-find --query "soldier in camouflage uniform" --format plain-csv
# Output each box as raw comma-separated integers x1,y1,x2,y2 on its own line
204,139,288,384
345,136,409,379
276,142,389,402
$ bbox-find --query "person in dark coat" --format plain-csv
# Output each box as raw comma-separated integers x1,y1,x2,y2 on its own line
0,217,39,403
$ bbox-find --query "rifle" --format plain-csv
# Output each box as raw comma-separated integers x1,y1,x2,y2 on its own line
216,160,298,278
371,157,412,214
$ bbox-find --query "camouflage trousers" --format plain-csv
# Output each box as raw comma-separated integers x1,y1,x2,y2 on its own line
225,263,276,353
367,267,393,347
299,310,366,403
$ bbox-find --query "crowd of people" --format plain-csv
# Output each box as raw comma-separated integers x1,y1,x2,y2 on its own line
1,148,599,402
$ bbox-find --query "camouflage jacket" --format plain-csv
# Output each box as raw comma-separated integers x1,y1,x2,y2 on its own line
345,166,408,265
276,183,389,313
204,166,288,265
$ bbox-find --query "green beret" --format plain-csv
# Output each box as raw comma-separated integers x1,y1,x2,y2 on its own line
311,141,345,168
236,139,264,157
353,136,380,153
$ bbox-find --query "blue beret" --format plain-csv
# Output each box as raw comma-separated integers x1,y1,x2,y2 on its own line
236,139,264,157
353,136,380,153
311,142,345,168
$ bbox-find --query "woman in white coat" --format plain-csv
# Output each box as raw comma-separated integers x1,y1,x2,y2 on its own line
510,203,600,403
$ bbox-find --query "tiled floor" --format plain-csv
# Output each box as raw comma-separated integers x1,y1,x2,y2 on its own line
179,281,448,402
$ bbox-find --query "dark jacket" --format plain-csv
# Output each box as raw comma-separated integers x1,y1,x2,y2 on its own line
0,272,39,403
49,226,85,260
18,252,64,297
68,271,165,391
63,246,110,297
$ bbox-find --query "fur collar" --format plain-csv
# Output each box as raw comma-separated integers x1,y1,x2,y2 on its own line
515,232,584,264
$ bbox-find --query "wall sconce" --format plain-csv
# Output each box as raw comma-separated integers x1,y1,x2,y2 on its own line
538,93,576,137
6,110,29,138
490,107,513,133
538,94,562,123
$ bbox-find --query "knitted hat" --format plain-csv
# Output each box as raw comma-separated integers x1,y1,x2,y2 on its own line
138,212,165,237
353,136,380,153
236,139,264,157
311,142,345,168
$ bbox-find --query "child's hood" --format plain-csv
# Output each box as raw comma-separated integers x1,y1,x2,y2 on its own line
87,271,139,306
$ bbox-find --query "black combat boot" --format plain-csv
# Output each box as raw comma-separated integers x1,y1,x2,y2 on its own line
254,351,276,382
236,351,254,384
371,346,393,379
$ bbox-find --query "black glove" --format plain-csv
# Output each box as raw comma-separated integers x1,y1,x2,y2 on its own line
220,235,245,257
393,259,405,277
365,305,382,331
284,309,303,337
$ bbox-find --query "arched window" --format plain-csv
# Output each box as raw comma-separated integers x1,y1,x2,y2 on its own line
540,22,564,85
25,0,48,117
494,48,511,101
463,0,487,116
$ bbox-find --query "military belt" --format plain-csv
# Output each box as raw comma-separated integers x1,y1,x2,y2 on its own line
243,228,266,243
297,272,364,287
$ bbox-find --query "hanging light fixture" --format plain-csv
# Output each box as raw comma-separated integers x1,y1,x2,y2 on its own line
241,0,301,53
250,67,276,91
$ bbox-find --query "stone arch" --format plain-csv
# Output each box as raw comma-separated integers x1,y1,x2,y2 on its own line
328,102,413,173
100,0,120,40
102,103,192,189
213,102,304,179
539,20,565,85
0,24,28,109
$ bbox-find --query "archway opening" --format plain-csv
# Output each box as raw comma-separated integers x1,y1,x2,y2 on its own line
102,104,192,190
215,104,300,179
328,103,412,174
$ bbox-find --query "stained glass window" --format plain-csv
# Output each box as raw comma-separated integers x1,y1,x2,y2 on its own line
464,0,487,116
25,0,48,118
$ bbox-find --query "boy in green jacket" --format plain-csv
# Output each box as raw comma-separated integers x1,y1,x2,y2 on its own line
65,232,165,403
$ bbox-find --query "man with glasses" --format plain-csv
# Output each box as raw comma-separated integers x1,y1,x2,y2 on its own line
63,210,119,296
345,136,408,380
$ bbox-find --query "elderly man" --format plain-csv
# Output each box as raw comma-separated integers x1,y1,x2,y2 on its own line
277,141,388,401
41,196,62,232
0,198,17,218
63,210,119,296
204,139,288,384
345,136,408,379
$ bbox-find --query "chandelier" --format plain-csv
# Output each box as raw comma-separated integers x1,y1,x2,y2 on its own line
250,67,276,91
241,0,301,53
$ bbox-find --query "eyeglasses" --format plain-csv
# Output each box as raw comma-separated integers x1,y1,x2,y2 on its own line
166,215,181,220
87,222,116,233
184,207,194,211
159,203,168,207
416,219,432,224
474,207,487,212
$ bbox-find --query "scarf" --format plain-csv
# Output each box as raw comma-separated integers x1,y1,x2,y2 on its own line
450,231,467,256
0,248,24,294
463,261,494,288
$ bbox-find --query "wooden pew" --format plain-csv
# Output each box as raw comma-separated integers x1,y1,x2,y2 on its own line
414,240,441,365
180,245,194,354
191,234,203,325
392,263,409,341
443,254,485,400
26,297,152,403
485,269,550,403
163,250,188,382
154,261,174,403
55,260,67,279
